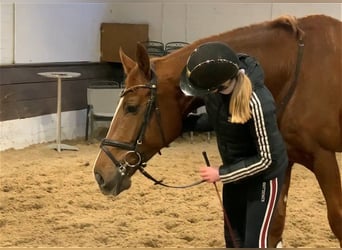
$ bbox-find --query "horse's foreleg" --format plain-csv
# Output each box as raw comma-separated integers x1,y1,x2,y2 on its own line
268,163,294,248
313,150,342,247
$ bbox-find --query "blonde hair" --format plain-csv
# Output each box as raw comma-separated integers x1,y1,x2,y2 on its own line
226,71,252,123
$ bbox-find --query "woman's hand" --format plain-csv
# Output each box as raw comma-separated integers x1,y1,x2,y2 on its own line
199,166,220,183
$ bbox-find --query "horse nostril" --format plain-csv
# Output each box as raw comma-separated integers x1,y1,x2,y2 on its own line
95,172,105,186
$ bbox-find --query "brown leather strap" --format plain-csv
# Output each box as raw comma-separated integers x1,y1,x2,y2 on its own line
276,39,305,118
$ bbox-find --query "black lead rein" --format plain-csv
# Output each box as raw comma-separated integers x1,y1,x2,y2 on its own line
138,164,205,189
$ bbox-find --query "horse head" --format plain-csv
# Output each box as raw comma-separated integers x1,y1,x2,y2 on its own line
93,42,200,196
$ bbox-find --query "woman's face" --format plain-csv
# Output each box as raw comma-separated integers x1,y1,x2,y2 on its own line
214,78,236,94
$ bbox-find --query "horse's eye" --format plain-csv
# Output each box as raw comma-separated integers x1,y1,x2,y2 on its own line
125,105,139,114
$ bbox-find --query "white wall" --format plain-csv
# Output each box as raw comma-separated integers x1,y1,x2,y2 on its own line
0,110,86,151
0,1,341,151
1,2,115,64
0,3,14,64
14,3,112,63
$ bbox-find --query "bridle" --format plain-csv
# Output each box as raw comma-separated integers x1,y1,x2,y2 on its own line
100,69,165,175
100,69,204,188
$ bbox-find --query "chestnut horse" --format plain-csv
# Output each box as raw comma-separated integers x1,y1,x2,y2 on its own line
93,15,342,247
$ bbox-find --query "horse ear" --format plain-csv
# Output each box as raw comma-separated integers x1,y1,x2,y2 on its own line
119,47,136,75
136,42,151,79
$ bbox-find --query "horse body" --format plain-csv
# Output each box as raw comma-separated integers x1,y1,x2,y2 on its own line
93,14,342,247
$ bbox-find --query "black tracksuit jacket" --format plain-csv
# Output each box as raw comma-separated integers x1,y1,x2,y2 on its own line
196,54,288,184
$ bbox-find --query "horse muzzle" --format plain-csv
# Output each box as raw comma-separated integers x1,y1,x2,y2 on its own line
94,169,132,196
94,151,143,196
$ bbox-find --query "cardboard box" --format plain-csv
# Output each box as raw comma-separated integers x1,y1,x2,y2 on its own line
100,23,149,62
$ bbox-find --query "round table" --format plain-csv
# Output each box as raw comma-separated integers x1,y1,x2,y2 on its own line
38,72,81,152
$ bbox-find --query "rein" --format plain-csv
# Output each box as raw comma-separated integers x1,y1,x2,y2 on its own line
139,167,205,188
276,37,305,118
100,69,205,189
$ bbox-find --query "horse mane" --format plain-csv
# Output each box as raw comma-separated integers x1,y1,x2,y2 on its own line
269,15,305,41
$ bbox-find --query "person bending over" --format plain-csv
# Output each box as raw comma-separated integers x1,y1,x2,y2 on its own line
180,41,288,248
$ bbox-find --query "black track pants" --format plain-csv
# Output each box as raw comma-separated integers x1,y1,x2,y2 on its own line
222,174,284,248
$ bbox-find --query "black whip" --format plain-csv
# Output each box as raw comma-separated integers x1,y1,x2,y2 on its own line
202,151,239,248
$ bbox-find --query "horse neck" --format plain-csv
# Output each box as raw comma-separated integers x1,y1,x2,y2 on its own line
155,45,198,77
154,45,206,114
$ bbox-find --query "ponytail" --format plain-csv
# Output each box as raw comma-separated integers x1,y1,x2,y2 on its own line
229,71,252,123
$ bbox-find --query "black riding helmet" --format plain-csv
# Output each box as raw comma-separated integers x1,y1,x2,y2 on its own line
180,41,240,96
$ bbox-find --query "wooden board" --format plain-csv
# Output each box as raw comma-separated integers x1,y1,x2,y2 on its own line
100,23,149,62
